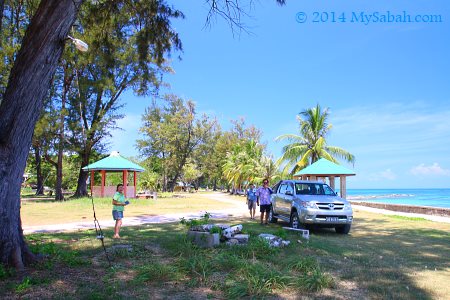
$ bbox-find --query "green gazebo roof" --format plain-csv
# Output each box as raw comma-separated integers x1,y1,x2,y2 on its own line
294,158,355,176
82,151,145,172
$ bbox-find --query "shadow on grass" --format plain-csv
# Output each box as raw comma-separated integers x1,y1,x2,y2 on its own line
3,214,448,299
302,217,450,299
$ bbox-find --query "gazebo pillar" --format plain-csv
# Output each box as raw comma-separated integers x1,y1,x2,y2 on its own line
329,176,336,190
90,170,94,196
101,170,106,198
133,171,137,198
340,176,347,199
122,170,128,197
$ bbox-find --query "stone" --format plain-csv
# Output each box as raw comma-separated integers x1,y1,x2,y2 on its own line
222,225,243,238
226,238,239,246
258,233,290,248
282,226,310,240
190,224,214,232
187,231,220,248
233,234,249,244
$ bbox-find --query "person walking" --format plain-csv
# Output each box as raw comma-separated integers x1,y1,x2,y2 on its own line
246,183,257,219
112,183,129,239
256,179,273,225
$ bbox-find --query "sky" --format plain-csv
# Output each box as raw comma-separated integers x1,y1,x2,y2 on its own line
109,0,450,189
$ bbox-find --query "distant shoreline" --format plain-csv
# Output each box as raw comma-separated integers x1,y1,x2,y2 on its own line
350,201,450,217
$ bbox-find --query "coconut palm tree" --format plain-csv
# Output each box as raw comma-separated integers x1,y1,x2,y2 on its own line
222,139,263,192
276,104,355,174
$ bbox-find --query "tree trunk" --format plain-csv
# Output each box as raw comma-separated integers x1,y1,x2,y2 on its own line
54,67,71,201
0,0,82,269
33,145,44,195
73,150,90,197
0,0,5,34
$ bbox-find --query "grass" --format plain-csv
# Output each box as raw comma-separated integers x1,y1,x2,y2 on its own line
21,193,238,226
2,194,449,299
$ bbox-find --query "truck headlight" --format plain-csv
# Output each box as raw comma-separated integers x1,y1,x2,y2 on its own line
344,203,352,210
301,201,317,209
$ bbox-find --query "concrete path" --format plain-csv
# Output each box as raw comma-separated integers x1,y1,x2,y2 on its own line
22,192,450,234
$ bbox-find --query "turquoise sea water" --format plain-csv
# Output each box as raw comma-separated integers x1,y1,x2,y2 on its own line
344,189,450,209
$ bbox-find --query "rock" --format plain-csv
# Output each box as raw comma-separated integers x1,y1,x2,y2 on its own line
258,233,290,248
226,238,239,246
215,224,231,230
233,234,249,244
190,224,214,232
187,231,220,248
222,225,243,238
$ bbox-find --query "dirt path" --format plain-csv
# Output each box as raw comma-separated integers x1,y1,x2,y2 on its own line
23,192,249,234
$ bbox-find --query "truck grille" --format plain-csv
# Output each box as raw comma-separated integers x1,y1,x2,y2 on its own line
316,215,348,220
316,203,344,210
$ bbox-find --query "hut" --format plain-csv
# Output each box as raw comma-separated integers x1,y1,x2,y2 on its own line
82,151,145,198
293,158,356,199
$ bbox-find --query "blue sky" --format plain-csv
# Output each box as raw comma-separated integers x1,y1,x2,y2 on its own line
109,0,450,189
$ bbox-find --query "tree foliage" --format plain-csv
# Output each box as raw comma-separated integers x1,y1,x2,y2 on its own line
137,95,217,191
276,104,355,174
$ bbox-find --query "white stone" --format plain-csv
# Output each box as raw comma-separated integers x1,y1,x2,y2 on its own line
223,225,243,238
233,234,249,244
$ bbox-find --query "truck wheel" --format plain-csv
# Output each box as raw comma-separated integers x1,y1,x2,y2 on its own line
335,224,351,234
269,206,278,223
290,211,305,229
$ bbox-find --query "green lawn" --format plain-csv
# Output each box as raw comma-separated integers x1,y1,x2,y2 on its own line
21,192,239,226
3,196,449,299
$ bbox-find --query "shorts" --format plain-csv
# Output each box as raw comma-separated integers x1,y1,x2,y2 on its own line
260,204,271,213
112,210,123,220
248,200,256,210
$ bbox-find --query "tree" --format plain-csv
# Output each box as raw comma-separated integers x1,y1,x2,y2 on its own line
63,1,183,197
276,104,355,174
0,0,83,269
0,0,286,270
137,95,216,191
182,158,202,190
222,139,265,192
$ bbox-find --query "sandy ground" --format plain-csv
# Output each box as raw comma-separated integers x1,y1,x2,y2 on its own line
22,192,450,234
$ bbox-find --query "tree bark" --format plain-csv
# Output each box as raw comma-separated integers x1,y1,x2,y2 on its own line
73,149,90,197
33,145,44,195
0,0,82,269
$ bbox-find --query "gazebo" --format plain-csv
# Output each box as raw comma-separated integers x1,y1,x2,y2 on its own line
293,158,356,199
82,151,145,198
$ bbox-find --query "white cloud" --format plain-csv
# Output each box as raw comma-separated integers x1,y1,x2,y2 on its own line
410,163,450,176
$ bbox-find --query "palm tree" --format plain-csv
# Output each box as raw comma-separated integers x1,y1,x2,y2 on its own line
222,139,263,192
276,104,355,174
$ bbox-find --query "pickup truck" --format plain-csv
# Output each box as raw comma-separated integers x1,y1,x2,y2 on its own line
269,180,353,234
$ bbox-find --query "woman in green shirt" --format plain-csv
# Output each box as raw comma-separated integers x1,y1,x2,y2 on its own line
112,184,129,238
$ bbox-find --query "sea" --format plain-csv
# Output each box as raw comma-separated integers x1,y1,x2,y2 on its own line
342,189,450,209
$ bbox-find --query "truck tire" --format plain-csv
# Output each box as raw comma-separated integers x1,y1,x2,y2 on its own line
290,211,305,229
268,206,278,223
335,224,351,234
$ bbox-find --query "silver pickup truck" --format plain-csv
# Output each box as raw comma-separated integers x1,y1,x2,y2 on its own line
269,180,353,234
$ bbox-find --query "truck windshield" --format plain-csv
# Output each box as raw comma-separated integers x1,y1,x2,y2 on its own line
295,183,336,196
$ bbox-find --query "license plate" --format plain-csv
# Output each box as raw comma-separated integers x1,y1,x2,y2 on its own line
326,217,339,222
